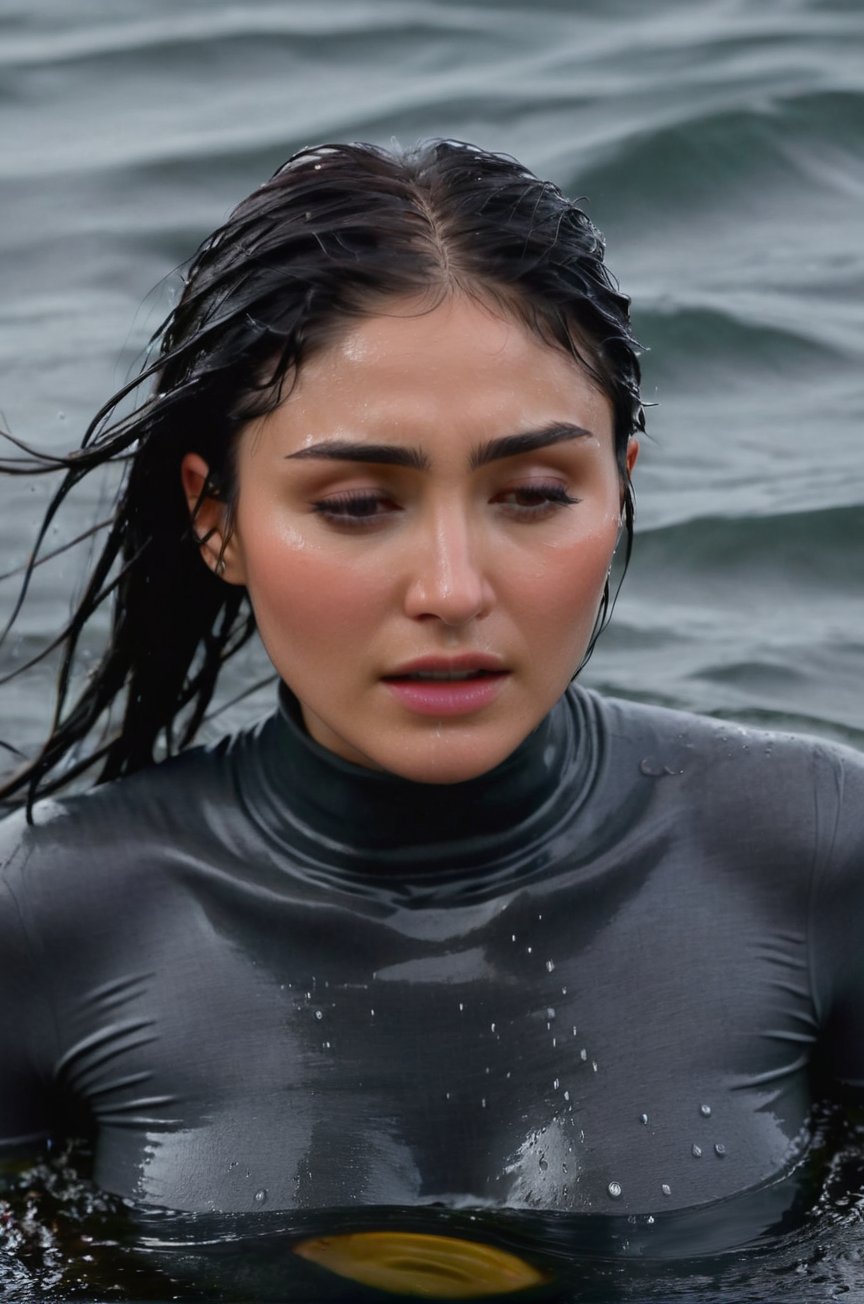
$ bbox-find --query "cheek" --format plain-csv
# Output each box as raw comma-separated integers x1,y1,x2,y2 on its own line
509,524,617,628
239,536,390,652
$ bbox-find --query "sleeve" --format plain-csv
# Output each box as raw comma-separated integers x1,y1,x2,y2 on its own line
809,741,864,1096
0,813,55,1150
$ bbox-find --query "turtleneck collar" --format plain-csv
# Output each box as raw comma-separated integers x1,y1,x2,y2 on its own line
233,684,599,889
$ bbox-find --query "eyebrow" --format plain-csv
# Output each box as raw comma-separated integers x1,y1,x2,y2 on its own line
284,422,594,471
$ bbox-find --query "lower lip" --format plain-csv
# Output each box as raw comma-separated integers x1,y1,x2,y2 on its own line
382,673,508,717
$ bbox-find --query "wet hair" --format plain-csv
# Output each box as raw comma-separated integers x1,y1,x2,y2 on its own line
0,139,644,811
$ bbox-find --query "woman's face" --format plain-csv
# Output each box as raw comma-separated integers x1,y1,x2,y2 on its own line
185,294,637,784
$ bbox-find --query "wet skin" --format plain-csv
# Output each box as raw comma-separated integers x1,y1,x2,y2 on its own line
183,293,637,785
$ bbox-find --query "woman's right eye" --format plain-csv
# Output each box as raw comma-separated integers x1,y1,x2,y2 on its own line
310,492,399,527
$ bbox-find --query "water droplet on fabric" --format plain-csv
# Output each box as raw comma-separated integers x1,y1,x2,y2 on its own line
490,1022,496,1033
546,960,555,973
700,1103,712,1117
254,1189,268,1205
714,1143,726,1157
692,1144,702,1158
546,1007,556,1020
481,1097,487,1109
314,1009,323,1021
661,1183,671,1196
647,1214,655,1225
640,1113,649,1125
539,1158,548,1171
608,1181,622,1199
580,1048,588,1061
553,1078,560,1090
563,1090,570,1102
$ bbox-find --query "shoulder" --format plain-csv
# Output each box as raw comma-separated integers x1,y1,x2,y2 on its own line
572,686,864,858
0,723,254,924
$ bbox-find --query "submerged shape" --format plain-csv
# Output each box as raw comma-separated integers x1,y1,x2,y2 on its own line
293,1230,549,1298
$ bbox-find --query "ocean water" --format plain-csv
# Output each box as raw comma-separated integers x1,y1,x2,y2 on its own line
0,0,863,1300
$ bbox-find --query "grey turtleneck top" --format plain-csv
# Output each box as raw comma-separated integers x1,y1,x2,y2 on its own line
0,686,862,1216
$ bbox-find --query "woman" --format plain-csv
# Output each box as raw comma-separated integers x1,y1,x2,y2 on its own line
0,141,862,1228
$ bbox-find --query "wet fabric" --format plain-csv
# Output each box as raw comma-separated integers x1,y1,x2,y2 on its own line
1,686,862,1214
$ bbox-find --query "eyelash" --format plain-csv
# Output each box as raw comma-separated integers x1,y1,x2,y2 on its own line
310,482,580,528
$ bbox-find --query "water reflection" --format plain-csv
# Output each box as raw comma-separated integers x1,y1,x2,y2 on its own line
1,1103,861,1302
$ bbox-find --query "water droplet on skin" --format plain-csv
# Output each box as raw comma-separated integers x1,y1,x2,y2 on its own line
661,1183,671,1197
700,1104,712,1118
314,1009,323,1021
608,1181,622,1199
692,1144,702,1158
254,1189,268,1205
640,1113,649,1125
714,1143,726,1157
546,960,555,973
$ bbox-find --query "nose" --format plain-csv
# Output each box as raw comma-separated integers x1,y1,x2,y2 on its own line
402,510,494,627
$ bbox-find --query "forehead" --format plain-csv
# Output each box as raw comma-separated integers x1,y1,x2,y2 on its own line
265,293,614,445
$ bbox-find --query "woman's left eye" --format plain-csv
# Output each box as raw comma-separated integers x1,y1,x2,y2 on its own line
495,482,580,519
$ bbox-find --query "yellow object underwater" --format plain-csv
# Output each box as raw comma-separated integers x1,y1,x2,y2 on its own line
293,1229,549,1297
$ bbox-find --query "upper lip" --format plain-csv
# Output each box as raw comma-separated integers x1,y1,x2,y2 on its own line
384,653,508,678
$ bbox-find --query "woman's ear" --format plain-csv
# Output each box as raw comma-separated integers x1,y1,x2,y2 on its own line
179,452,245,584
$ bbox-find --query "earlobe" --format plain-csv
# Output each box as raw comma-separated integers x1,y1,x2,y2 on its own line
625,437,639,477
179,452,241,583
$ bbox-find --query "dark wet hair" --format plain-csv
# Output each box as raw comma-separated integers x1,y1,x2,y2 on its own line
0,139,643,810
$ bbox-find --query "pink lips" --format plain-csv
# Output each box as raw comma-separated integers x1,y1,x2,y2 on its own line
382,655,509,717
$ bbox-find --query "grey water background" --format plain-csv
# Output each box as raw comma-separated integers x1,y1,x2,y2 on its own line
1,0,863,1300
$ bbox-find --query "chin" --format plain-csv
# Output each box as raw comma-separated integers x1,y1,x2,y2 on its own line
374,732,528,787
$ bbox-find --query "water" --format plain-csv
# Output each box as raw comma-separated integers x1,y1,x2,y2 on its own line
1,0,863,1299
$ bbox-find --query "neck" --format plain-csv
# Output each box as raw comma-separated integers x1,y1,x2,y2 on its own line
234,683,597,894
